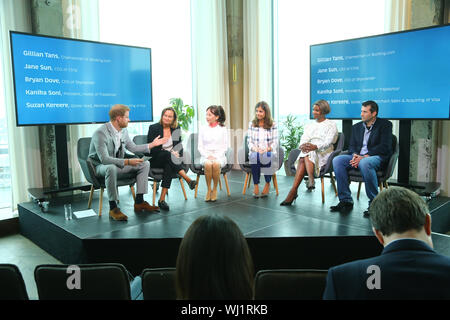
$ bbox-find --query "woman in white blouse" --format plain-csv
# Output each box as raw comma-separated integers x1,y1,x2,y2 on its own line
247,101,278,198
198,105,229,202
280,99,338,206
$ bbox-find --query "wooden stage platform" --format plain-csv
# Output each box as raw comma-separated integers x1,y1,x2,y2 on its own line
18,170,450,276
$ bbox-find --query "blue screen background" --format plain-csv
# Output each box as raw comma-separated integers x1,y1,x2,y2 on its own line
10,32,153,125
310,25,450,119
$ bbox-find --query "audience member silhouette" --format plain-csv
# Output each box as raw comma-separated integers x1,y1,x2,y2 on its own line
323,186,450,300
176,214,254,299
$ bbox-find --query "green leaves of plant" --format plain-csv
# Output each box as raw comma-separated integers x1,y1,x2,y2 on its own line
169,97,195,131
280,114,304,161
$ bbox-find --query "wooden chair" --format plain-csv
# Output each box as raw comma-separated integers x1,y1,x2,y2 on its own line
77,137,136,216
345,135,399,200
186,133,233,199
132,135,189,206
286,132,345,203
238,135,284,196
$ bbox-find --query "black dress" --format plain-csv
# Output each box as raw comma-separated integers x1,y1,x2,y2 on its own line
147,123,184,189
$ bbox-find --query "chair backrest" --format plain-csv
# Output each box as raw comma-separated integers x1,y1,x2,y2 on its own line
132,135,148,158
141,268,176,300
34,263,131,300
238,134,284,173
0,264,29,300
187,132,234,173
77,137,96,185
334,132,345,153
380,134,399,181
186,133,200,163
254,269,327,300
133,134,147,145
320,132,345,176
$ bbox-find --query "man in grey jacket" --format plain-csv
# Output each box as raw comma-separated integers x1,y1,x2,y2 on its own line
89,104,166,221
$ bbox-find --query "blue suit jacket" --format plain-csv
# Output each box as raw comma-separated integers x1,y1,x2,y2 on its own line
348,118,393,166
323,239,450,300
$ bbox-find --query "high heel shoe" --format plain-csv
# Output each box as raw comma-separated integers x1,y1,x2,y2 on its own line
280,194,298,206
210,189,218,202
205,190,211,202
306,179,315,191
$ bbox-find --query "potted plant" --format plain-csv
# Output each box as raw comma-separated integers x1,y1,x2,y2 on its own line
169,98,195,131
168,97,195,143
280,114,304,176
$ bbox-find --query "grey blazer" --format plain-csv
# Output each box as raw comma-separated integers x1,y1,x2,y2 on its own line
88,122,150,168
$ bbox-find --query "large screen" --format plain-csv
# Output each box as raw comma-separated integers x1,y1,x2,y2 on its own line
10,31,153,126
310,24,450,119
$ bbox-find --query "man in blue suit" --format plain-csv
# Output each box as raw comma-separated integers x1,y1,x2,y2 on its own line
330,100,392,216
323,186,450,300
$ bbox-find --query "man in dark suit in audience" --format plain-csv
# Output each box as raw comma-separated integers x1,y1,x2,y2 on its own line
330,100,393,216
323,186,450,300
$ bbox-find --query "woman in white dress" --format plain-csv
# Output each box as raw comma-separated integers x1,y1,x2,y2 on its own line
198,105,228,202
280,100,338,206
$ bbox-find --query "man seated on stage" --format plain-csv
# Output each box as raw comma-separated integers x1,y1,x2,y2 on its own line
330,100,392,216
323,186,450,300
88,104,167,221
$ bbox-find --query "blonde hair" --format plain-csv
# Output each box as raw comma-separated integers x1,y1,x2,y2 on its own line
109,104,130,121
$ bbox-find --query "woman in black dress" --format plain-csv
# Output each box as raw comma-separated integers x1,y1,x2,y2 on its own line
147,107,196,210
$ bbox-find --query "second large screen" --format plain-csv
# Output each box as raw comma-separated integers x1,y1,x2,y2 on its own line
10,31,153,126
310,24,450,119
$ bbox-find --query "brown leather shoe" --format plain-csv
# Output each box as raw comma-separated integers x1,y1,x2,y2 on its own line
109,207,128,221
134,201,160,213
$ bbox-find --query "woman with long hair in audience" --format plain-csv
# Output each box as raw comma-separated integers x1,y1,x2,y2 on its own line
175,214,254,299
197,105,229,202
247,101,278,198
280,99,338,206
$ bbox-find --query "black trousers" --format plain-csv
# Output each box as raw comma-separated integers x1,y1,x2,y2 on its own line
150,150,183,189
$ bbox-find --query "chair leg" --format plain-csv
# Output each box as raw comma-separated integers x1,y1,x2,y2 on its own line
243,173,249,195
223,173,231,196
272,174,279,196
218,177,222,190
379,182,383,191
357,182,362,200
152,182,157,206
88,185,94,209
180,178,187,200
247,173,252,189
321,177,325,204
99,187,104,217
384,181,389,189
130,185,136,201
195,174,200,198
330,172,338,196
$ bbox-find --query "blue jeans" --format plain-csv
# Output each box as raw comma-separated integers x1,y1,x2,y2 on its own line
130,276,143,300
333,154,382,205
249,152,272,184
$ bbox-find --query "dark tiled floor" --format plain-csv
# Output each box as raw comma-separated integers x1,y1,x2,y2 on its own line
0,234,60,300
